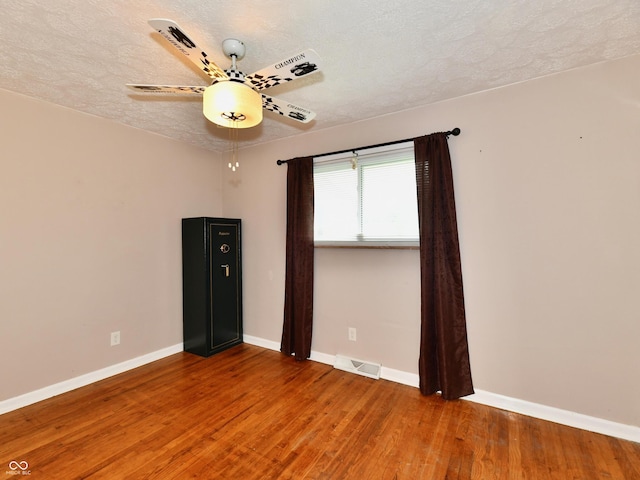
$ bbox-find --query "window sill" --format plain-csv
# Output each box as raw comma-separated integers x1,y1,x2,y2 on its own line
314,241,419,250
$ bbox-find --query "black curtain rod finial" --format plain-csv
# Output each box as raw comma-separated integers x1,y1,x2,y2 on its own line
447,128,461,136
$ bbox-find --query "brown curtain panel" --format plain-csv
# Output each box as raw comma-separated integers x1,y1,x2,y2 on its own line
281,156,315,360
414,134,474,400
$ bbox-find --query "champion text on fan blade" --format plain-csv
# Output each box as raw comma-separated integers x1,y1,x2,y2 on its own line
245,49,321,91
126,84,205,94
147,18,227,80
261,94,316,123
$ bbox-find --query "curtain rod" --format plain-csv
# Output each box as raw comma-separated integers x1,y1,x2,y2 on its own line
276,128,460,165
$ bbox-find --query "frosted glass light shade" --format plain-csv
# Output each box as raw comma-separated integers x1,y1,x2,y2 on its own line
203,81,263,128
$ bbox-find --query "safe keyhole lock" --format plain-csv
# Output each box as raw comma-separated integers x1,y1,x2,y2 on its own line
220,244,230,254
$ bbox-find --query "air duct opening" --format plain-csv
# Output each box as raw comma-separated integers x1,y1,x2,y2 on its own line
334,355,381,380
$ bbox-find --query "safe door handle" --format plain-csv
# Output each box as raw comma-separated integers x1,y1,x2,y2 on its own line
221,264,230,277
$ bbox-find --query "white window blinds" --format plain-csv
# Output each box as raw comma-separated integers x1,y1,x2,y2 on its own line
314,142,418,245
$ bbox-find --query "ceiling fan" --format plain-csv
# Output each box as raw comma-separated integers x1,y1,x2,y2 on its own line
127,19,322,129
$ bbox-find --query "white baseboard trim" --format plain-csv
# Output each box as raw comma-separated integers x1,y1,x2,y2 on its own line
243,335,640,443
4,336,639,444
380,366,420,388
465,390,640,444
244,335,418,388
0,343,183,415
243,334,281,352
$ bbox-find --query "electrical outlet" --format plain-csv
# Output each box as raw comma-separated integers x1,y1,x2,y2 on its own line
110,331,121,346
348,327,357,342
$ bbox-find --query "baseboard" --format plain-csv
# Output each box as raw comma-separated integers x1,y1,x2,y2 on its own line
243,334,281,352
4,336,639,444
465,390,640,444
243,335,640,443
243,335,418,387
0,343,183,415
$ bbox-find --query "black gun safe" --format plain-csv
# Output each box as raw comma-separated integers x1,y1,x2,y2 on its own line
182,217,243,356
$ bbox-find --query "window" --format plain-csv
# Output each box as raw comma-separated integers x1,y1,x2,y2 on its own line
314,142,419,247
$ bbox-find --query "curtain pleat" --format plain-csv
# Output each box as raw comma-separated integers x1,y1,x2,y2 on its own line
415,134,474,400
281,157,315,360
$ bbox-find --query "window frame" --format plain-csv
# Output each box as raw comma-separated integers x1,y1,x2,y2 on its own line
313,141,420,249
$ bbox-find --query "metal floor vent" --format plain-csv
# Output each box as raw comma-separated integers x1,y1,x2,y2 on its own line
334,355,381,380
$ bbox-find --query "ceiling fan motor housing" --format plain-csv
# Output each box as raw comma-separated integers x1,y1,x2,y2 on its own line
222,38,246,60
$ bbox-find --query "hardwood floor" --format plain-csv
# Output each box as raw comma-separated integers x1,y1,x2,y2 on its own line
1,344,639,479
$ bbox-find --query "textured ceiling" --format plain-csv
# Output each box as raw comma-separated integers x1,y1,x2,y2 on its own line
2,1,639,153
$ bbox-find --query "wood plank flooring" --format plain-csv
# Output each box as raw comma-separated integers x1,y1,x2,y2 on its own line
1,344,639,479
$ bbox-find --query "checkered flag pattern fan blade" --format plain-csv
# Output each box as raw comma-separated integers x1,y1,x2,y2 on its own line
245,49,321,91
126,85,206,94
261,94,316,123
148,18,228,81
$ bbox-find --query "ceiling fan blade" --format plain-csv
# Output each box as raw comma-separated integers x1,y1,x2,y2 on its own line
246,49,321,91
127,84,205,94
147,18,228,81
261,94,316,123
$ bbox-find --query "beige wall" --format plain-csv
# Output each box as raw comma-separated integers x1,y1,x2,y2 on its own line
2,54,638,429
223,54,640,427
0,89,223,400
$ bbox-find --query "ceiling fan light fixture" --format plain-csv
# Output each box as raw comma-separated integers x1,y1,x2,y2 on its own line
203,81,262,128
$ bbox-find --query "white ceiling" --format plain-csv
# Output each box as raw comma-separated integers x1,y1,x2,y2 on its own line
2,1,639,153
